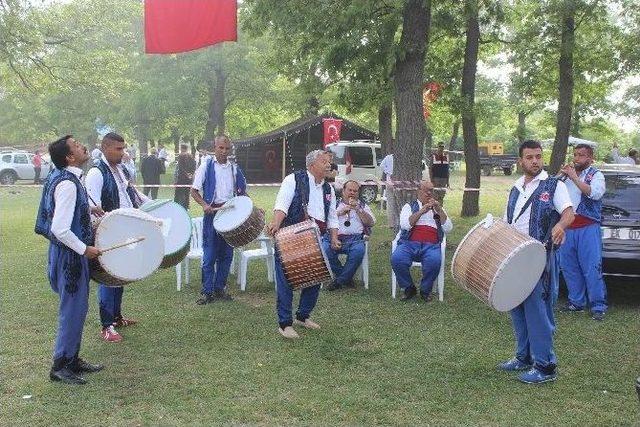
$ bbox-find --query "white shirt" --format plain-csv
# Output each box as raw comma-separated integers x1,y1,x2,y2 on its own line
503,170,573,237
336,201,376,235
274,171,339,229
191,158,236,204
380,154,394,181
564,167,605,209
158,147,168,160
85,154,149,210
51,166,89,256
399,200,453,233
611,147,636,165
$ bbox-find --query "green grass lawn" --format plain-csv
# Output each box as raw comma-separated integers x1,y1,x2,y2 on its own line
1,172,639,426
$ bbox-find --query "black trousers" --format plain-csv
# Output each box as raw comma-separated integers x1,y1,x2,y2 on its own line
174,187,190,209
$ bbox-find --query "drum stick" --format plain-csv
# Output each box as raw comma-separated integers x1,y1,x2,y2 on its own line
210,205,234,212
99,237,146,254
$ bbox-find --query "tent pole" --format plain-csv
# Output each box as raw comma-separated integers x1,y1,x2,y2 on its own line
281,134,286,181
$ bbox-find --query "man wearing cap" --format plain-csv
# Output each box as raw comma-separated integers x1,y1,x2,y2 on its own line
558,143,608,321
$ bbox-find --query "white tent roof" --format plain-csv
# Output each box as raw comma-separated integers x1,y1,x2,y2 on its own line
541,136,598,148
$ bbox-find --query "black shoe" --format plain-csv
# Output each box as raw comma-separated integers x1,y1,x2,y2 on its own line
71,358,104,374
325,280,341,291
49,367,87,385
196,293,213,305
214,289,233,301
591,310,605,321
559,302,584,313
344,280,355,289
420,291,433,303
400,286,417,301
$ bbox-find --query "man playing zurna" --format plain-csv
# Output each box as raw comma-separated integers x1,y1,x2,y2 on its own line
391,180,453,302
323,180,375,291
191,135,247,305
558,143,608,321
265,150,339,339
35,135,104,384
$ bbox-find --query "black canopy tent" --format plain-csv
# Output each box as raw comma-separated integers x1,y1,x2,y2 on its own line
231,113,377,183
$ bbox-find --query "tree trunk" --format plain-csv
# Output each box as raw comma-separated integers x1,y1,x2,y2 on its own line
171,127,180,155
390,0,431,229
378,102,393,154
517,110,527,143
460,0,481,217
550,1,575,175
204,68,227,140
135,111,149,155
188,136,196,156
449,120,460,151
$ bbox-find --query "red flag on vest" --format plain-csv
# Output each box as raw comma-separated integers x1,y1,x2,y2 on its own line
322,118,343,147
144,0,237,54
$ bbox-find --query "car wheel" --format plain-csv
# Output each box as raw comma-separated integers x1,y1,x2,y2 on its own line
482,166,492,176
503,167,513,176
0,171,17,185
360,185,377,204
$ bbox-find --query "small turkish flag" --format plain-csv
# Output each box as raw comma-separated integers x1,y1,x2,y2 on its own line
144,0,237,54
322,118,342,147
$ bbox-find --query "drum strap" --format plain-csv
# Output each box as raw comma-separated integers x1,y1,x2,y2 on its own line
512,184,545,224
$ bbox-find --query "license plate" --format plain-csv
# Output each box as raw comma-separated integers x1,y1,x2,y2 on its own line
601,227,640,240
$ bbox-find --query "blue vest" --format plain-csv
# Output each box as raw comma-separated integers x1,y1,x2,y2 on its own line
202,158,247,206
281,170,332,228
336,197,372,236
506,177,560,242
397,200,444,244
575,166,602,223
34,168,93,293
94,160,139,212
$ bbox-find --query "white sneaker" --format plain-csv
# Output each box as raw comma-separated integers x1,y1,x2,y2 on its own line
294,319,321,330
278,326,300,339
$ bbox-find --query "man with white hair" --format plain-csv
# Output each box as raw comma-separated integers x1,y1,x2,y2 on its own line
265,150,340,339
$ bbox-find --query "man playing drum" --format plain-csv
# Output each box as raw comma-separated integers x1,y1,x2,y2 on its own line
191,135,247,305
265,150,340,339
86,132,150,343
557,143,608,320
499,139,574,384
391,180,453,302
323,180,375,291
35,135,104,384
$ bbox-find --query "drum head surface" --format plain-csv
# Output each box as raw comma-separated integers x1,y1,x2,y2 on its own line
94,209,164,281
489,242,546,311
140,200,191,256
214,196,253,232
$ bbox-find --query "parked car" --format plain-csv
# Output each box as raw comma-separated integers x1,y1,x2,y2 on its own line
326,141,382,203
600,165,640,277
0,151,52,184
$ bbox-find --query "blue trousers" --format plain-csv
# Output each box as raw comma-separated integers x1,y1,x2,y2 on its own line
98,285,124,328
322,234,365,286
390,240,441,294
48,245,90,364
559,224,608,313
510,277,557,372
275,252,320,328
201,214,233,295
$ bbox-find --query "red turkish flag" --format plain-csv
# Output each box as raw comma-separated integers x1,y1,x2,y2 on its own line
144,0,237,54
322,118,343,147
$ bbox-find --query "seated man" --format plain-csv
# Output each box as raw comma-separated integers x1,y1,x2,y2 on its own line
323,180,375,290
391,180,453,301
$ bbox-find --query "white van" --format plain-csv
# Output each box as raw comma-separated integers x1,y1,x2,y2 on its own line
326,140,382,203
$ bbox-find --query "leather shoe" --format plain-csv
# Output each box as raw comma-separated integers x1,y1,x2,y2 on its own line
196,293,213,305
400,286,417,301
325,280,341,291
72,358,104,374
294,318,321,330
278,326,300,339
49,367,87,385
420,291,433,302
214,289,233,301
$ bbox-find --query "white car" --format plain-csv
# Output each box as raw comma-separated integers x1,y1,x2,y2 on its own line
326,141,382,203
0,151,52,184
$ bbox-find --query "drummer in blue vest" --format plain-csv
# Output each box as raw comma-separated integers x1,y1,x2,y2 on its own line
86,132,149,343
265,150,340,339
323,180,375,290
35,135,104,384
191,135,247,305
499,139,575,384
391,180,453,302
558,143,608,320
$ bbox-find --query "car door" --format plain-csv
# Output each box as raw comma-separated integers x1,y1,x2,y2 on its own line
347,146,376,181
13,153,33,180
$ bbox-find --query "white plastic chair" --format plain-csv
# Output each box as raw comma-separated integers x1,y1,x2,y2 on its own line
237,234,276,291
390,232,446,301
176,217,204,291
337,237,369,289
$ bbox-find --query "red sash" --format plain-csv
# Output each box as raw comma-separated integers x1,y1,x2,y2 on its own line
409,225,439,243
568,214,595,229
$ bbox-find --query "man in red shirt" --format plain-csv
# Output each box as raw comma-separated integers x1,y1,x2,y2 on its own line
33,150,43,183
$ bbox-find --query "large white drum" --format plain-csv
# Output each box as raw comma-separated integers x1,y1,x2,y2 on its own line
451,215,547,312
140,199,192,268
90,208,164,287
213,195,265,248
